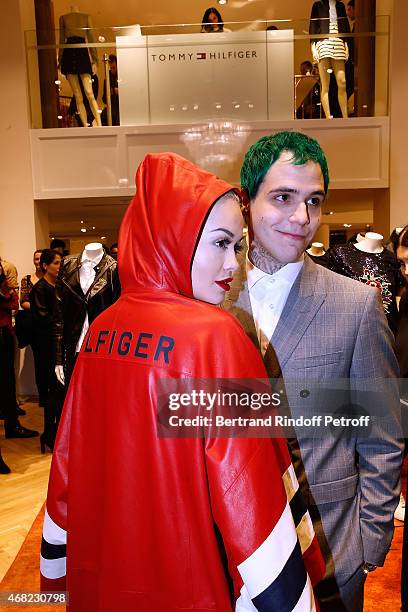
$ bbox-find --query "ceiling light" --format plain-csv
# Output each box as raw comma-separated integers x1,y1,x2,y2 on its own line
343,224,352,228
81,228,87,233
100,236,106,240
92,226,96,230
80,220,84,224
218,0,227,4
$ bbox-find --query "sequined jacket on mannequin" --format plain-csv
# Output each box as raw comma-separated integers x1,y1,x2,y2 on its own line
53,253,120,368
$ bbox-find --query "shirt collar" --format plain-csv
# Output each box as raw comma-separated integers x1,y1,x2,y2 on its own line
246,253,304,290
80,251,104,267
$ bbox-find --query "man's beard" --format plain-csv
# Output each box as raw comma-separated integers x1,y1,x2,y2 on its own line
248,239,286,275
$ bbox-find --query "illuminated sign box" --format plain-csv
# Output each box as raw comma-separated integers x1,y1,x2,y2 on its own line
117,30,294,125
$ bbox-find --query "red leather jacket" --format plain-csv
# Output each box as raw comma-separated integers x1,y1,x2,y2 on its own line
41,153,324,610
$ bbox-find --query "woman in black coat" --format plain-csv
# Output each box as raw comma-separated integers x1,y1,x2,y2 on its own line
30,249,62,452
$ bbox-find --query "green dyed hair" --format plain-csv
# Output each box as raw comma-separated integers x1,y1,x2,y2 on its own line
241,131,329,199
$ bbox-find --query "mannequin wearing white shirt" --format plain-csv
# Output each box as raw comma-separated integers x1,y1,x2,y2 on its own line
354,232,384,254
55,242,103,385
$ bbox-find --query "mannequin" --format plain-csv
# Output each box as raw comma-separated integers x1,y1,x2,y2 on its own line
54,242,120,386
59,6,101,127
306,242,329,267
307,242,326,257
310,0,350,118
354,231,384,254
327,231,399,333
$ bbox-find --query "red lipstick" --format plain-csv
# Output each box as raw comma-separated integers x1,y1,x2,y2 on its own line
215,277,233,291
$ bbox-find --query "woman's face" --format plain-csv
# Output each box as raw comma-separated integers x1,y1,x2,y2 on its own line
397,244,408,283
192,195,243,305
44,255,62,279
33,251,42,272
208,11,219,23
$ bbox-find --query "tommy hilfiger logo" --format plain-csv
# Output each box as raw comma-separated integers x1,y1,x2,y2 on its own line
150,50,258,62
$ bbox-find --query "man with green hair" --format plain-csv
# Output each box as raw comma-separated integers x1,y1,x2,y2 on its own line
224,131,402,611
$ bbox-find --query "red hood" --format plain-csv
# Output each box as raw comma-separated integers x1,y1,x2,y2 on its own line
118,153,238,296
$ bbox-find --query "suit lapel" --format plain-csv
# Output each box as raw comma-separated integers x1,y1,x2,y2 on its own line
272,256,326,369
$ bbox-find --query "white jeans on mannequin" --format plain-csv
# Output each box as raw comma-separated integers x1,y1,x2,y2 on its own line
317,58,348,118
67,73,102,127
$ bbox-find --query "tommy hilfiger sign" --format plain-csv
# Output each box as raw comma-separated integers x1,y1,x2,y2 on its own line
150,50,258,62
117,30,293,123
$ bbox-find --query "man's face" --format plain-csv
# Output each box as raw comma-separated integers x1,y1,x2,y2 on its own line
249,151,325,263
347,4,355,20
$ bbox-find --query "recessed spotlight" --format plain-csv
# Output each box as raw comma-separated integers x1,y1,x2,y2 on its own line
100,236,106,240
55,80,61,85
92,226,96,230
343,224,352,228
57,115,63,119
218,0,227,4
80,220,84,224
329,211,334,215
215,103,222,109
81,228,87,233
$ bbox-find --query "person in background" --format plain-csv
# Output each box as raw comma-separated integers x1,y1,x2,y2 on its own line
20,250,43,311
297,61,321,119
0,260,38,472
20,249,45,405
394,225,408,609
0,254,26,417
102,54,120,126
50,239,66,257
347,0,355,30
110,242,118,261
30,249,62,453
201,7,231,33
392,225,408,526
0,256,18,292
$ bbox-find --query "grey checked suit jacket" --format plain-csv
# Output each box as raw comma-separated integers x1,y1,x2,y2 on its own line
224,254,403,588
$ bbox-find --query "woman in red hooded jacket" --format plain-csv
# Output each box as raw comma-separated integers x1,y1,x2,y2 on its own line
40,153,324,610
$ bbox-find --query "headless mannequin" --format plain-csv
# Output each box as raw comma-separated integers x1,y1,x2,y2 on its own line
354,232,384,254
315,57,348,118
310,0,349,118
55,242,104,384
59,6,101,127
307,242,326,257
